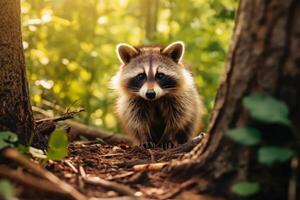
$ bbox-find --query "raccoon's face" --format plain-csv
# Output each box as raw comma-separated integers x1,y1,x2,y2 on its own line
114,41,188,101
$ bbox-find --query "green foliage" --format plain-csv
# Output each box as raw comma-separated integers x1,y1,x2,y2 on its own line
231,181,260,197
0,131,18,150
226,127,261,146
48,130,68,160
243,94,290,126
22,0,236,132
258,146,294,166
226,94,294,195
0,180,15,199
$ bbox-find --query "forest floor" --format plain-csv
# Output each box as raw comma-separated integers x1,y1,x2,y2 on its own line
18,140,205,200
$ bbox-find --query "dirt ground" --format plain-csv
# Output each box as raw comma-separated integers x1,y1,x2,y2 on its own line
16,140,203,200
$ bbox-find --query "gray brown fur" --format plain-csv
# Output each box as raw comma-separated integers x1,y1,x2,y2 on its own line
112,41,203,148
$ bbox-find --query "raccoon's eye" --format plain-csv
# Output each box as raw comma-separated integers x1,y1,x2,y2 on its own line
136,73,146,81
156,73,165,80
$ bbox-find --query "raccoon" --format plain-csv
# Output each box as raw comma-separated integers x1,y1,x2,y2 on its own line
112,41,203,148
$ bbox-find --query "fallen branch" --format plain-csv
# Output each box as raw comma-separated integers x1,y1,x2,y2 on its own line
3,148,88,200
66,121,132,145
33,105,132,145
0,165,67,195
79,166,137,197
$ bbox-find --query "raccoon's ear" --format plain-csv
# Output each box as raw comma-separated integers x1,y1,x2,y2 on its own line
162,41,185,63
116,43,139,65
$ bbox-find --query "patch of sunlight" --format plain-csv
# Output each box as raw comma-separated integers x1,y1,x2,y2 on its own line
119,0,128,7
23,19,42,26
97,16,108,24
33,94,41,103
93,90,104,100
91,109,103,118
22,41,29,50
53,84,61,94
105,114,117,129
61,58,70,65
28,25,37,32
39,57,49,65
30,74,37,81
35,80,54,89
66,62,78,72
79,69,91,81
94,118,103,126
41,13,52,23
80,42,93,52
90,51,98,57
215,27,223,35
157,23,169,33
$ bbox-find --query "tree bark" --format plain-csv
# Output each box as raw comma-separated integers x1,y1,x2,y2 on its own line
169,0,300,199
0,0,34,144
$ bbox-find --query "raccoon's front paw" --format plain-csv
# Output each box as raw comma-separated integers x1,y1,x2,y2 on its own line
140,142,156,149
157,141,175,149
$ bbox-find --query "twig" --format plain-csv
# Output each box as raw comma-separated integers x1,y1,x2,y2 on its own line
79,166,137,196
147,149,155,163
0,165,66,195
3,148,88,200
133,162,168,172
106,171,135,181
35,109,84,124
117,159,149,168
66,121,132,145
64,160,78,173
99,153,124,158
159,179,197,200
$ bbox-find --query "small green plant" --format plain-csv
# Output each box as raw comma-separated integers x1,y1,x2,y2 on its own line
0,180,15,199
231,181,260,197
258,146,294,166
47,130,69,160
226,127,261,146
0,129,69,161
226,94,295,197
243,94,290,126
0,131,18,150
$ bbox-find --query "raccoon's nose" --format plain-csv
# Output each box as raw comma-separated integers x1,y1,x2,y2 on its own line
146,89,156,100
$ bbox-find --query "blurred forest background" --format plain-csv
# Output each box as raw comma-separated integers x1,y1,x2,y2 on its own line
22,0,236,133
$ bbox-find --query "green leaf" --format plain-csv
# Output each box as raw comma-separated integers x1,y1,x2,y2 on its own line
0,131,18,150
231,181,260,197
243,94,290,125
0,180,15,199
226,127,262,145
258,146,294,166
48,130,68,161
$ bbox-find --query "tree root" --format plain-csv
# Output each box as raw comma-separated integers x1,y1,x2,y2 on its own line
2,148,88,200
79,166,138,197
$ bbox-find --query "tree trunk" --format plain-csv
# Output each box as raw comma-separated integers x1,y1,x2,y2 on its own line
169,0,300,199
0,0,34,144
141,0,159,42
